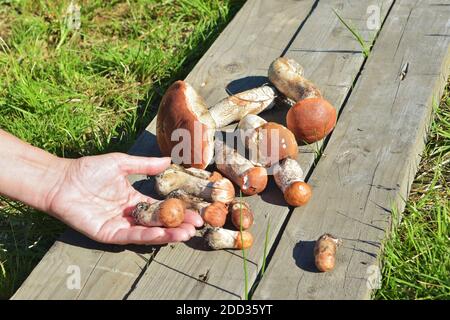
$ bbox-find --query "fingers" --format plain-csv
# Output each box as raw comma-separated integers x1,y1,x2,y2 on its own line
121,155,171,176
184,209,204,228
111,224,197,245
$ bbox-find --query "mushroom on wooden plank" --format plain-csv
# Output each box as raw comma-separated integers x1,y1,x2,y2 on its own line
273,158,312,207
229,199,254,230
205,227,254,250
215,139,268,195
268,57,337,144
237,114,298,167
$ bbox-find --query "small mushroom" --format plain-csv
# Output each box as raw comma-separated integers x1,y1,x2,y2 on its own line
287,98,337,144
205,227,254,250
155,164,235,204
215,139,268,195
229,199,254,230
132,199,185,228
314,233,342,272
237,114,298,167
273,158,312,206
167,190,228,228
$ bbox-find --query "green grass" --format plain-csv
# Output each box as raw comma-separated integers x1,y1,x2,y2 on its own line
0,0,244,299
376,81,450,299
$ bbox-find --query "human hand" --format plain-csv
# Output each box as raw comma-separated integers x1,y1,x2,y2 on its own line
46,153,203,245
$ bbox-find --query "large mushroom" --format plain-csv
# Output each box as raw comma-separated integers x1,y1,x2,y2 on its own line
268,57,337,144
156,81,277,169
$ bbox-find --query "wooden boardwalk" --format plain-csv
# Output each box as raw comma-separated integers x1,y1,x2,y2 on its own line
12,0,450,300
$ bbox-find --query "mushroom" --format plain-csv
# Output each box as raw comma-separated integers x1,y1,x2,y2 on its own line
155,164,235,204
287,98,337,144
167,190,228,228
268,57,337,144
314,233,342,272
156,81,277,169
229,199,254,230
156,81,216,169
215,139,268,195
237,114,298,167
132,199,185,228
205,227,254,250
209,85,277,128
273,158,312,206
268,57,322,102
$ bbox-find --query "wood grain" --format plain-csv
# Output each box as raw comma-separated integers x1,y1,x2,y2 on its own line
253,0,450,300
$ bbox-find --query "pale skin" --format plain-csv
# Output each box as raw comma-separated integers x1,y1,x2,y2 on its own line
0,129,203,245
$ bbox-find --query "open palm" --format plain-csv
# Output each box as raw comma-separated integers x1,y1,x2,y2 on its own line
48,153,203,244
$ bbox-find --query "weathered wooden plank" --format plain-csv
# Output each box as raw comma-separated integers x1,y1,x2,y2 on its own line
253,0,450,300
127,0,394,300
11,0,317,299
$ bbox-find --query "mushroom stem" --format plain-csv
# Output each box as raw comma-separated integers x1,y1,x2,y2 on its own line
132,199,185,228
205,228,254,250
215,139,268,195
208,85,277,128
167,190,228,227
268,57,322,102
155,164,235,204
273,158,312,206
230,200,254,230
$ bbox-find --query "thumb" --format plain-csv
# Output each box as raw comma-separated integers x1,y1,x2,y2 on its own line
121,155,171,176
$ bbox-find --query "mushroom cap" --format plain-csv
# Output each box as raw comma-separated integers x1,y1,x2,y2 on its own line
239,166,268,195
202,202,228,228
234,231,254,249
158,198,185,228
283,181,312,207
230,201,254,230
156,81,215,169
210,178,236,204
287,98,337,144
254,122,298,167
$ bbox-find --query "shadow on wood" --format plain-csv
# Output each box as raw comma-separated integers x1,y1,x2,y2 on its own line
293,240,320,273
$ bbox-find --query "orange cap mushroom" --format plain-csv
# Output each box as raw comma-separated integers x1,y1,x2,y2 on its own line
286,98,337,144
132,199,185,228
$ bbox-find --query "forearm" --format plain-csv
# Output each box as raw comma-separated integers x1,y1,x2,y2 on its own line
0,129,70,212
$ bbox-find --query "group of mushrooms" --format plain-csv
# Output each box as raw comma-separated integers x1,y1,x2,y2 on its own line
132,57,341,271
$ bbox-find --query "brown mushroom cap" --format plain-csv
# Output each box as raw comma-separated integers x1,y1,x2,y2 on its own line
158,198,185,228
202,202,228,228
254,122,298,167
156,81,215,169
286,98,337,144
283,181,312,207
239,166,268,196
230,201,254,230
235,231,254,249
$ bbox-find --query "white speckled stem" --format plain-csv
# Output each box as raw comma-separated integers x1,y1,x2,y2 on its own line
209,85,277,128
273,158,304,192
207,228,238,249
